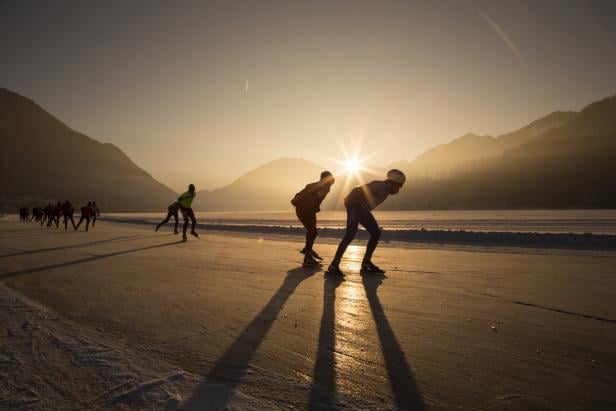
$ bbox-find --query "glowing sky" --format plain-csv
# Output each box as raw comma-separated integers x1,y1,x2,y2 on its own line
1,1,615,191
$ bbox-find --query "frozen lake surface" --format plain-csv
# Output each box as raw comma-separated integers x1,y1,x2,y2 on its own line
109,209,616,235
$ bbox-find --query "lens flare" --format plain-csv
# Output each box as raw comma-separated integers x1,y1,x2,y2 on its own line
345,158,360,174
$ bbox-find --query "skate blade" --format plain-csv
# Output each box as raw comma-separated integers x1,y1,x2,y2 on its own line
300,250,323,260
360,268,386,275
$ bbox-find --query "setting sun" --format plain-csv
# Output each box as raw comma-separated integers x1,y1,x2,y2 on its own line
345,158,360,174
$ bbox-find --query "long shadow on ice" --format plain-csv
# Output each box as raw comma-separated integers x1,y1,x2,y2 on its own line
0,228,55,235
0,241,182,279
308,272,343,409
182,266,318,410
362,273,425,410
0,229,82,239
0,235,147,258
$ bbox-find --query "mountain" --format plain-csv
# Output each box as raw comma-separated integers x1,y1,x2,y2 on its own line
390,111,577,178
193,158,324,211
388,96,616,209
5,84,608,213
192,97,609,211
0,88,176,212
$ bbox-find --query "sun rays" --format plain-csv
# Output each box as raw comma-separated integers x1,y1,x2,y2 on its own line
345,158,360,175
307,132,387,210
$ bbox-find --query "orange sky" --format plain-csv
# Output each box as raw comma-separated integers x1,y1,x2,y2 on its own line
1,1,615,191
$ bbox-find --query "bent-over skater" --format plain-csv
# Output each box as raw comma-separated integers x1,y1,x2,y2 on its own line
326,169,406,276
291,171,335,267
155,201,181,234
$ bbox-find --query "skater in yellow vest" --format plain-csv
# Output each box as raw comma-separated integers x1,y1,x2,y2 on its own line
178,184,199,241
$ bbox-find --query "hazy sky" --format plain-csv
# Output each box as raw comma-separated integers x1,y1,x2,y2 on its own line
2,0,616,191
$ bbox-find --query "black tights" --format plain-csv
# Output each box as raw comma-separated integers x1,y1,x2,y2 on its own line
75,215,90,231
181,208,196,236
157,211,179,232
333,205,381,264
63,213,75,230
296,208,317,252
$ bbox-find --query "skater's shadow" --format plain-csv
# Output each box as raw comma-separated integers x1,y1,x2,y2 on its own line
0,235,146,258
0,228,53,235
182,266,318,410
0,229,75,239
362,273,425,410
0,240,183,279
308,272,344,409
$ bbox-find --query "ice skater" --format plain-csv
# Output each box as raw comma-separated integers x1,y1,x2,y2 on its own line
19,207,29,222
50,202,62,228
155,201,181,234
75,201,94,231
291,171,335,267
326,169,406,276
61,200,76,230
31,206,43,222
178,184,199,241
41,203,53,227
90,201,100,226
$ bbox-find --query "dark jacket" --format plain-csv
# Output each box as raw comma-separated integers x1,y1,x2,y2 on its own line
344,181,391,210
61,201,74,214
291,181,331,213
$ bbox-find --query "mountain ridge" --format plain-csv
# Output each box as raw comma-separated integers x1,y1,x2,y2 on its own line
0,87,177,212
386,95,616,209
193,157,325,211
389,110,578,178
3,86,613,212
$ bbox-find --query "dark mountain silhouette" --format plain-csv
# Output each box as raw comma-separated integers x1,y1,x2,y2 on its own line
193,158,324,211
3,85,611,212
192,107,588,211
387,96,616,209
389,111,577,178
0,88,176,212
193,96,612,211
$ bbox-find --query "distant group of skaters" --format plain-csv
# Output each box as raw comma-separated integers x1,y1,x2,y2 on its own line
155,168,407,276
19,201,100,231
